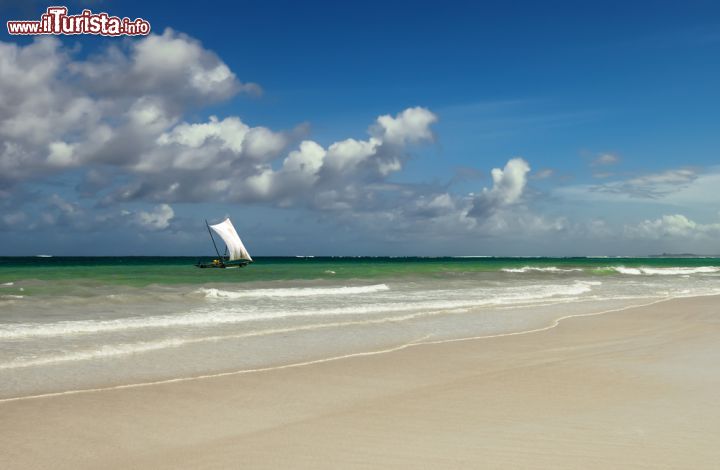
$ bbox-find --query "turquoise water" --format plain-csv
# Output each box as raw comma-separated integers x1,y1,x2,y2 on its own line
1,256,719,400
2,256,720,288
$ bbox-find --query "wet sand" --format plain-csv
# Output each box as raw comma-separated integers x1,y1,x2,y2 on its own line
1,295,719,469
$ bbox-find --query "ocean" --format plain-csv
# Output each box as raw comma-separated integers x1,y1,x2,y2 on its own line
1,256,719,400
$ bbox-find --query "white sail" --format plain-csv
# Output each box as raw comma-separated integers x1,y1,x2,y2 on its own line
209,218,252,262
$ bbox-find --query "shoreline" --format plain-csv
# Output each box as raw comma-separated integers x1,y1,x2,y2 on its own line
2,294,719,468
0,295,680,404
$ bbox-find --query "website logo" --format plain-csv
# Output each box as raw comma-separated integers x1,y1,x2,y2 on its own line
7,6,151,36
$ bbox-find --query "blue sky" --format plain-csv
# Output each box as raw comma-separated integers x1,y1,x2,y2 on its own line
1,0,719,255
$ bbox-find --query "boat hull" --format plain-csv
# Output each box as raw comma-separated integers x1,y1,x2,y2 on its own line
195,261,250,269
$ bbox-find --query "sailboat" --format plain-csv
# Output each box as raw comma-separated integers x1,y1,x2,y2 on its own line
195,218,253,269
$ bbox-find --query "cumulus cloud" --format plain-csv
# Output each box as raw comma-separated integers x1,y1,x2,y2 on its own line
0,37,100,183
147,115,289,172
1,29,447,210
0,30,451,238
625,214,720,240
102,106,438,208
206,107,441,208
0,29,260,189
371,107,437,145
469,158,530,217
0,30,638,251
71,28,257,106
69,105,438,214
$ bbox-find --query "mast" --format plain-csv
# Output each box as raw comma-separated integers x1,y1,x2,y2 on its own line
207,218,252,263
205,219,223,260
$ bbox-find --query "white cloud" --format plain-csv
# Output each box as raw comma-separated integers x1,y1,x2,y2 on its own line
150,115,288,173
0,29,252,186
282,140,326,179
323,137,380,174
159,116,250,153
489,158,530,204
557,167,710,204
211,107,440,206
469,158,530,217
73,28,255,104
242,126,288,160
46,141,75,166
135,204,175,230
625,214,720,240
0,33,442,217
0,37,102,182
372,107,438,146
7,31,717,253
411,193,459,218
128,97,177,132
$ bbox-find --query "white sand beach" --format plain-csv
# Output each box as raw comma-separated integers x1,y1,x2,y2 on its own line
1,295,719,469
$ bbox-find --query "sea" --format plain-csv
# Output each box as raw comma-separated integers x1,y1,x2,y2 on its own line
1,256,719,400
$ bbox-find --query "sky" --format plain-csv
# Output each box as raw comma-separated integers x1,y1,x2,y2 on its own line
1,0,719,256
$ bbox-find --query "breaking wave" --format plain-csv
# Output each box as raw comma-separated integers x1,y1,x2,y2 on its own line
502,266,584,273
0,281,598,340
198,284,389,299
610,266,720,276
501,265,720,276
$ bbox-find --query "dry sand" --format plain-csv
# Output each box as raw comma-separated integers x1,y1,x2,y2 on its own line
1,295,719,469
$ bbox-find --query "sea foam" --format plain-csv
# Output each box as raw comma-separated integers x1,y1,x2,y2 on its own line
0,339,188,370
0,281,598,340
502,266,584,273
611,266,720,276
199,283,389,299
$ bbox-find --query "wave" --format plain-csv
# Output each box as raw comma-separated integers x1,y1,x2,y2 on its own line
0,339,188,370
1,308,471,370
0,282,607,369
199,284,389,299
15,289,719,376
0,295,24,299
0,281,599,340
502,266,584,273
610,266,720,276
501,265,720,275
1,282,14,287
